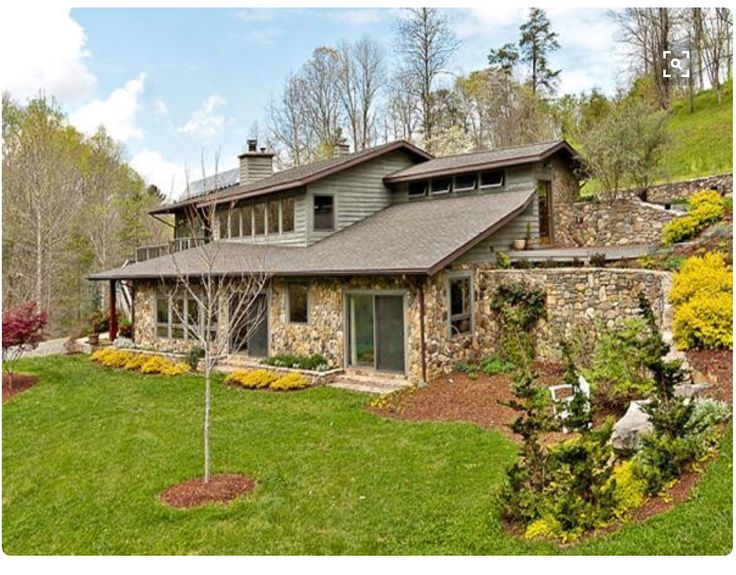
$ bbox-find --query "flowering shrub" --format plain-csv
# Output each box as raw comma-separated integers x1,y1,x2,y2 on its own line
609,461,647,515
224,369,312,391
92,348,189,376
270,372,310,390
2,301,48,384
662,190,726,245
671,252,733,350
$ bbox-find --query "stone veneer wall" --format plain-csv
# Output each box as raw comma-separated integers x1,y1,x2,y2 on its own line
419,266,670,378
560,198,679,247
640,173,733,204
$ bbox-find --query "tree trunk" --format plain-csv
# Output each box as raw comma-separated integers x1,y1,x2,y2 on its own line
203,358,212,483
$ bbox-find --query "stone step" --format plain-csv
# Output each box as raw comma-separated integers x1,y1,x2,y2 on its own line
329,373,412,395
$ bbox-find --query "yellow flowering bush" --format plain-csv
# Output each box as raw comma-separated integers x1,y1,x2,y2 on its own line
224,369,312,391
140,355,190,376
523,516,562,541
224,369,280,389
671,252,733,350
674,292,733,350
93,348,189,376
662,190,727,245
670,252,732,304
270,372,310,391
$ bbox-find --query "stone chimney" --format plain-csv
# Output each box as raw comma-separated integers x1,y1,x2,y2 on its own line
239,138,274,185
333,140,350,157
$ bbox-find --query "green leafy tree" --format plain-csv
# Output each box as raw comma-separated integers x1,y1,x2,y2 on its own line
487,42,519,75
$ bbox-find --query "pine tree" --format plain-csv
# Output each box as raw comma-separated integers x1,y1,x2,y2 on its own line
519,8,561,96
487,42,519,76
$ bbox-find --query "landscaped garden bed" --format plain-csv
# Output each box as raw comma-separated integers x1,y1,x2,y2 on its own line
159,474,256,509
2,372,39,402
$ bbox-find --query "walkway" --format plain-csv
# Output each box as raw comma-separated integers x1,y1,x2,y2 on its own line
507,244,655,263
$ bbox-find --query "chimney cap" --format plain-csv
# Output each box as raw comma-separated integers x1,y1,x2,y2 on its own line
246,138,257,152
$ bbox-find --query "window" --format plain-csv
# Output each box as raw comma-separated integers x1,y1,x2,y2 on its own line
241,205,253,237
480,170,504,188
254,203,265,235
282,197,295,232
454,173,477,192
155,289,217,341
287,283,309,323
267,200,280,235
449,275,472,336
313,195,334,231
218,210,229,239
229,208,241,238
430,177,451,195
408,181,427,199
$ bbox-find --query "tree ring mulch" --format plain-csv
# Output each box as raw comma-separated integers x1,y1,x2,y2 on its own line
159,474,256,509
3,373,39,402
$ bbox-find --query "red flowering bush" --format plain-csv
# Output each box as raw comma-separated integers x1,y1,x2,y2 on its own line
2,301,48,386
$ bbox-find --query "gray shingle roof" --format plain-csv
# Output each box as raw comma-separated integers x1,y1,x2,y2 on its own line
385,140,575,182
150,140,432,214
91,188,534,280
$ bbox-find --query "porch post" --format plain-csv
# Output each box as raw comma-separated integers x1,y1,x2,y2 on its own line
109,279,118,342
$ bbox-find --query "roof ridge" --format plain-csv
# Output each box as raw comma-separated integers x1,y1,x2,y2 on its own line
432,139,563,161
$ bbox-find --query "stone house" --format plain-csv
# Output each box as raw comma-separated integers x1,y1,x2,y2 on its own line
91,138,663,383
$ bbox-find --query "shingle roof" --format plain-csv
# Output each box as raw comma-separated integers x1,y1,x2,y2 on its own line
91,188,534,280
384,140,577,183
150,140,432,214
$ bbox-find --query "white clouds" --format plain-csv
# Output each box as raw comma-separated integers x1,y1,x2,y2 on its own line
179,94,232,140
129,149,185,197
69,73,147,142
1,6,96,101
455,6,526,40
327,9,389,26
154,99,169,117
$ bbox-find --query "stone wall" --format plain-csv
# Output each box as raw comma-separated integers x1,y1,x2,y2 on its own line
420,267,670,377
560,198,679,247
639,173,732,204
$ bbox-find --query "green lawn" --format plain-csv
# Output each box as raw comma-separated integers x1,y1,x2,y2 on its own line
2,356,732,555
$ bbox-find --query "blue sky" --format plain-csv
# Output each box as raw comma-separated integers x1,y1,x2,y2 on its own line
3,6,626,198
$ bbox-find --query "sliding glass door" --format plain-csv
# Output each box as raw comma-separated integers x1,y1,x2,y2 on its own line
348,293,405,373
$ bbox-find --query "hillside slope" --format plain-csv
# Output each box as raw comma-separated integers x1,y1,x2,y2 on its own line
661,80,733,180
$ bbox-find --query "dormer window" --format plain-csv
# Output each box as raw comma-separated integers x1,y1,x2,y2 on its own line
454,173,477,192
408,181,427,199
480,170,504,189
430,177,451,195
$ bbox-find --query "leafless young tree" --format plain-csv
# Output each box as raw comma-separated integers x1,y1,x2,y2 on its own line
267,73,315,167
162,160,271,482
300,46,344,154
395,7,460,151
337,36,387,151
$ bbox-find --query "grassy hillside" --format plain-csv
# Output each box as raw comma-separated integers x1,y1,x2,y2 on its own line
662,80,733,180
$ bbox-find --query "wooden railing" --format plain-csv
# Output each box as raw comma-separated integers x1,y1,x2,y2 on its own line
134,237,210,262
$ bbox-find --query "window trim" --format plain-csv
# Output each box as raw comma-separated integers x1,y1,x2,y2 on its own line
312,193,335,232
286,282,309,324
447,272,474,338
453,173,477,192
154,288,216,341
479,169,505,189
430,177,452,195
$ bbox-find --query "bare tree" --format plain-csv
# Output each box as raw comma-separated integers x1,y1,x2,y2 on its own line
337,37,387,151
395,8,459,151
163,158,271,482
701,8,733,104
301,46,344,154
386,69,420,142
267,73,315,167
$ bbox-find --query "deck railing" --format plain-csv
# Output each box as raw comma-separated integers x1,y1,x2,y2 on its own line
134,236,210,262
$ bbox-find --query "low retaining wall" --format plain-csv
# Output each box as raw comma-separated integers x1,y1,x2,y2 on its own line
561,198,679,247
640,173,732,204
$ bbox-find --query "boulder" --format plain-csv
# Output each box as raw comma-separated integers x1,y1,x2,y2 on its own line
612,400,653,453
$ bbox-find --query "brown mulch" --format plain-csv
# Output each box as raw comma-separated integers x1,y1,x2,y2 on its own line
159,474,256,509
685,349,733,403
370,363,570,443
2,373,39,402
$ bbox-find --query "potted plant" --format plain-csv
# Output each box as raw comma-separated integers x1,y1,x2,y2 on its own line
524,222,533,250
512,238,526,250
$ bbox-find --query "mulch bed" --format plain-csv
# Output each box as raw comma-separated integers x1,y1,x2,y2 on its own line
2,373,39,402
159,474,256,509
685,349,733,403
369,363,569,443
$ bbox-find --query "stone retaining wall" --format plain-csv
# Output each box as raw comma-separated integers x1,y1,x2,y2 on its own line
422,267,670,377
561,198,679,247
639,173,732,204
